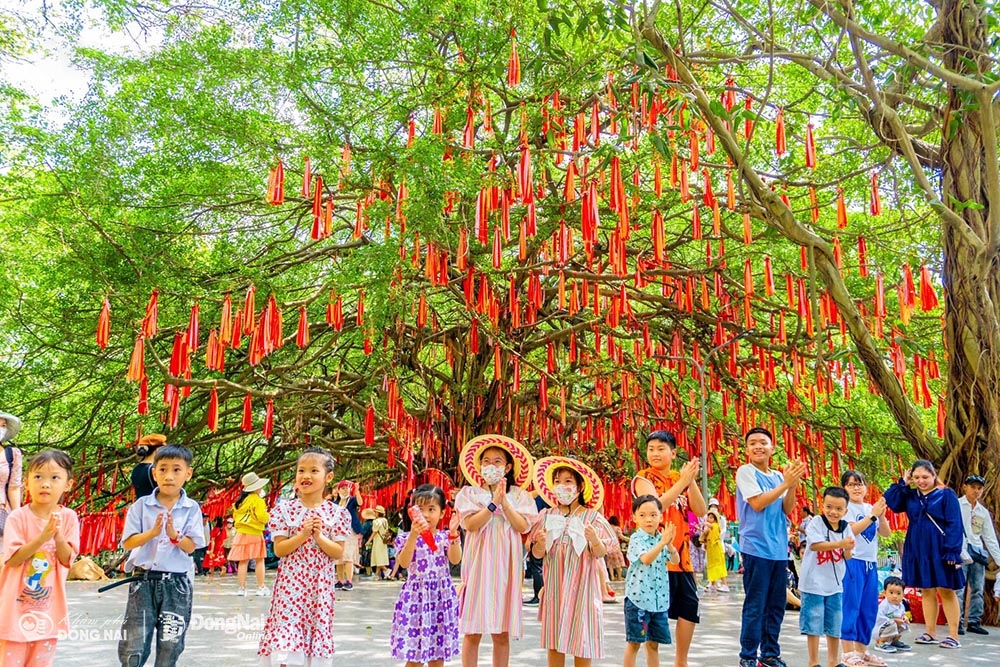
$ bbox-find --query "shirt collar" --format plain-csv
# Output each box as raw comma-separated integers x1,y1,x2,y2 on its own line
141,488,194,509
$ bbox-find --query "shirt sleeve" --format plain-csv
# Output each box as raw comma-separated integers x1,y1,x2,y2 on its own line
454,486,484,518
61,507,81,563
981,508,1000,564
627,532,649,562
121,501,145,545
735,465,765,499
805,514,827,547
185,503,208,549
269,501,289,537
329,506,350,542
2,508,27,563
941,490,965,560
881,479,911,514
252,495,270,526
9,447,22,489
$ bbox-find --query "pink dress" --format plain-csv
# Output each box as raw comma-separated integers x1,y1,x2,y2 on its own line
532,508,615,659
0,506,80,644
257,499,350,667
455,485,537,638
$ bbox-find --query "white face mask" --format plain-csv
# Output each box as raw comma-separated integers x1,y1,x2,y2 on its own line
257,489,267,497
480,464,506,486
554,484,579,506
0,427,7,442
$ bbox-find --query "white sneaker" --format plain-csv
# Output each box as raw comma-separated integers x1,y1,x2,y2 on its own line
256,586,271,597
236,587,246,596
717,584,730,592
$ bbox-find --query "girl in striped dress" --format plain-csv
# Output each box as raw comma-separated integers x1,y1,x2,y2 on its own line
454,435,537,667
530,457,616,666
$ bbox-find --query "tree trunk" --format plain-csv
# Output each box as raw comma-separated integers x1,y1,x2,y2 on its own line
938,0,1000,625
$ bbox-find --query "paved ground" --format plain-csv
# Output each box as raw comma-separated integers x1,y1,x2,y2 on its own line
55,574,999,666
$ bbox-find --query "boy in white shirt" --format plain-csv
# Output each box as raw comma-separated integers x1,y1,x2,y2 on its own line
799,487,854,667
872,576,910,652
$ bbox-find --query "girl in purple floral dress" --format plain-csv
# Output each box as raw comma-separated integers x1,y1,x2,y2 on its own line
390,484,462,666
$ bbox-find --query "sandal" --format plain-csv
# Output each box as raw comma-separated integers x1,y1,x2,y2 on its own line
939,637,961,649
914,632,938,644
842,653,866,667
860,653,886,666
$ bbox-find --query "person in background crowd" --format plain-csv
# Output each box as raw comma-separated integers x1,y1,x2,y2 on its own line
797,505,815,546
369,505,391,580
883,459,965,649
130,433,167,499
231,472,271,597
702,510,729,593
203,517,228,577
192,513,210,575
957,473,1000,636
708,497,728,536
0,412,24,540
632,430,705,667
224,516,236,574
606,516,627,581
360,507,375,576
334,480,363,591
735,426,806,667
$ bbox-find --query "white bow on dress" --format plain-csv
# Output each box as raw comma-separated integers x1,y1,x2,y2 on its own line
545,513,588,555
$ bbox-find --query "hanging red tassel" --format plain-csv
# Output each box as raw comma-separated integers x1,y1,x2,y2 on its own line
219,293,233,346
702,168,716,209
263,398,275,440
137,375,148,415
186,303,200,351
857,237,869,277
241,393,253,432
407,115,416,148
296,306,310,348
142,289,159,338
207,386,219,432
127,335,145,382
805,119,817,168
869,172,882,216
763,256,775,296
775,108,786,156
311,176,324,239
243,285,256,334
301,156,312,197
462,105,476,149
266,159,285,205
809,186,820,224
365,404,375,446
96,299,111,349
743,97,753,138
835,186,847,229
919,265,939,311
651,210,665,263
507,29,521,86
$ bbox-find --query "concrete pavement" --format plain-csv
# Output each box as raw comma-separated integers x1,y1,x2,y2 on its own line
54,575,999,665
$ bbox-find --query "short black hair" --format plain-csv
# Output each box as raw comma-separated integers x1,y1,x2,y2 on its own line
27,449,74,477
745,426,773,442
823,486,849,503
153,445,193,465
645,430,677,448
412,484,446,510
883,575,905,590
632,494,662,513
841,470,866,486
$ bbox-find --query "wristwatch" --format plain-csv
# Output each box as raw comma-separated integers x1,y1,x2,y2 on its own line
869,515,878,524
487,502,498,513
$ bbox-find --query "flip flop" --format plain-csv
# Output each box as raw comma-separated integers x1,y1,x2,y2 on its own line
939,637,961,649
914,633,938,644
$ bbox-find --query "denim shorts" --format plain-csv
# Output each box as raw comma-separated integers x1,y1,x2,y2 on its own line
625,597,672,645
799,592,842,638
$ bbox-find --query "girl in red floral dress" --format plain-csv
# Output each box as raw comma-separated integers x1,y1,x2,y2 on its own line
257,448,351,667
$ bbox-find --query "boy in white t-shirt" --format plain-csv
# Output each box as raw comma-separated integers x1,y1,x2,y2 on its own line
799,486,854,667
872,576,910,652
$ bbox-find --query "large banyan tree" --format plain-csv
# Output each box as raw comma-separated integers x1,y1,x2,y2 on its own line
0,0,997,538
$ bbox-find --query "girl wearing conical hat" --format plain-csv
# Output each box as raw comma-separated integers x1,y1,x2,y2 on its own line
529,457,616,666
454,435,538,667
